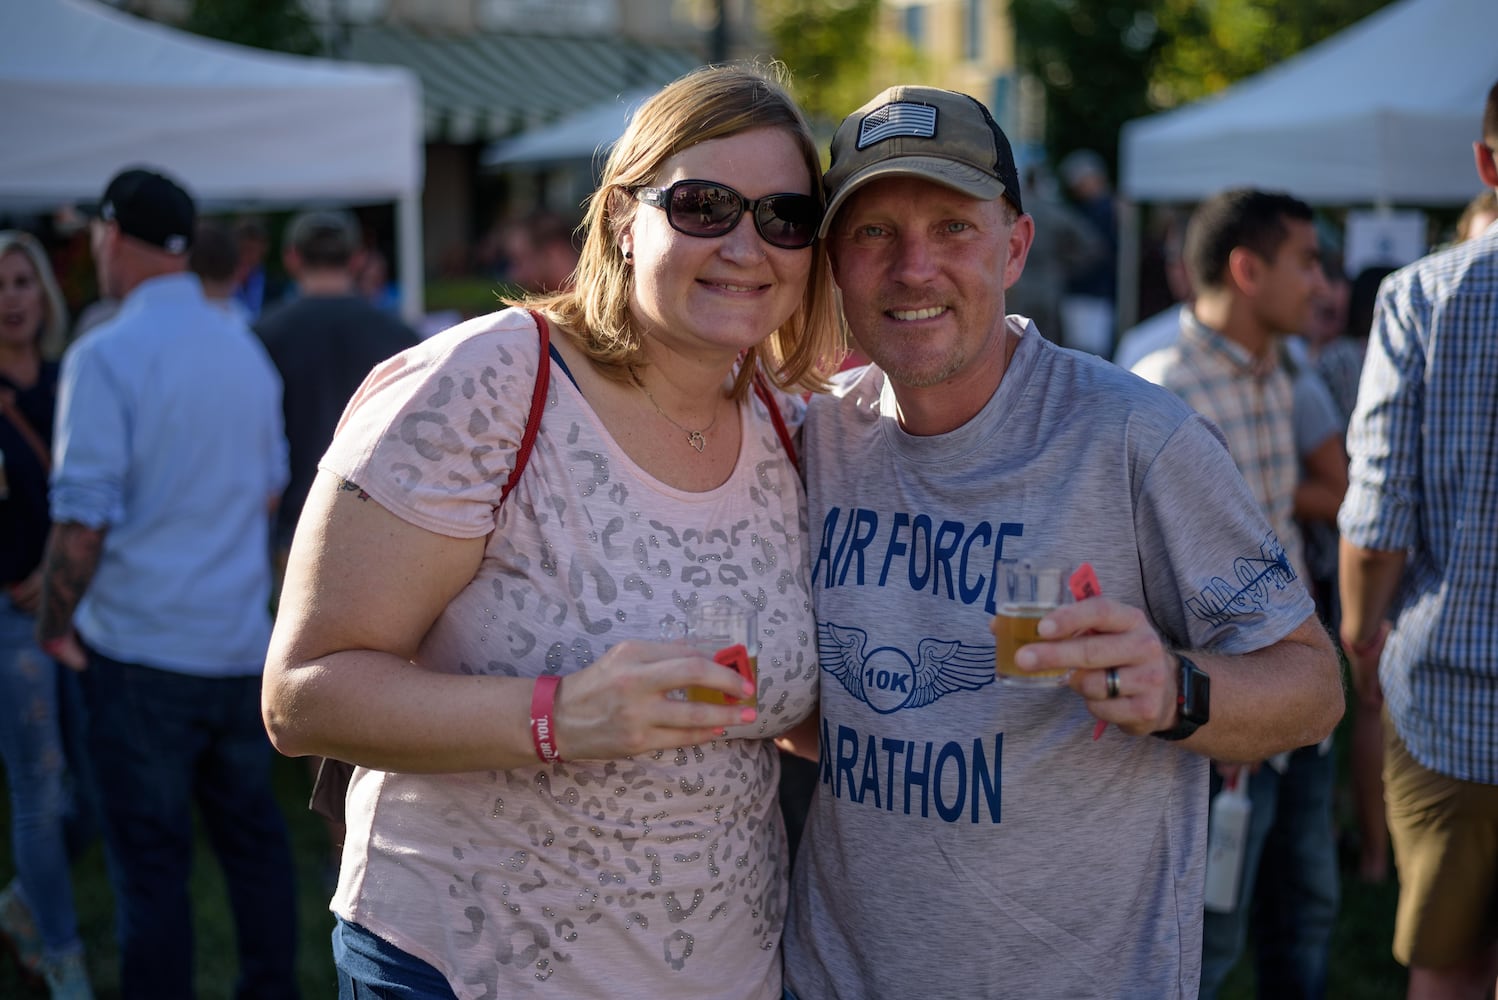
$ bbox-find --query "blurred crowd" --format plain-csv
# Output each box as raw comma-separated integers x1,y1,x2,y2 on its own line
2,67,1496,1000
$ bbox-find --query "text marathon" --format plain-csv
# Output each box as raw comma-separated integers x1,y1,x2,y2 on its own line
819,717,1003,824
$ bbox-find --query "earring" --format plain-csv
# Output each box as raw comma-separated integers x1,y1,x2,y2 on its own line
624,250,633,261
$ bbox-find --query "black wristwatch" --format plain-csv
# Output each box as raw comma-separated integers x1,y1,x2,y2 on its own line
1152,654,1210,741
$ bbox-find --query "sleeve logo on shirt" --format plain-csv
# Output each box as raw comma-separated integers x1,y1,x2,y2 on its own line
1185,533,1298,628
819,620,994,713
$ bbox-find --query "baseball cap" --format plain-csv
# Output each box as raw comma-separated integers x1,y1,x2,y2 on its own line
95,167,196,255
821,86,1022,238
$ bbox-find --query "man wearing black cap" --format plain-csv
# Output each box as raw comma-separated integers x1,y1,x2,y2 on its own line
36,166,300,999
781,88,1342,998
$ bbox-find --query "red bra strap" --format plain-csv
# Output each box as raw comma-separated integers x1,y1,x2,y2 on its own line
752,369,799,473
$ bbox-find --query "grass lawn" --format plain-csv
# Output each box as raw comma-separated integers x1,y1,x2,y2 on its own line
0,753,338,998
1,698,1405,998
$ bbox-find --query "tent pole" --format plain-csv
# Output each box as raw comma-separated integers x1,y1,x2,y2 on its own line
1116,198,1141,338
397,192,425,328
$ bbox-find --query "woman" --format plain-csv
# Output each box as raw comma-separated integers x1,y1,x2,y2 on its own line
0,230,95,999
263,63,839,999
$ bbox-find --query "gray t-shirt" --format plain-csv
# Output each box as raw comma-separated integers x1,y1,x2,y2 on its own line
785,322,1315,1000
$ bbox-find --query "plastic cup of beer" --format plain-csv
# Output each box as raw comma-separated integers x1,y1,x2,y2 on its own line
994,561,1072,686
683,599,758,706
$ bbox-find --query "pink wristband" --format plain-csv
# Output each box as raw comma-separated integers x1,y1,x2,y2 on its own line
529,675,564,763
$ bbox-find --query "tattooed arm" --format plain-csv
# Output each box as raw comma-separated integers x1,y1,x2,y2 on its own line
36,521,107,670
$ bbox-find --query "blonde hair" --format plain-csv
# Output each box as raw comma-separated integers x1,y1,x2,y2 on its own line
514,63,838,397
1456,189,1498,243
0,230,70,361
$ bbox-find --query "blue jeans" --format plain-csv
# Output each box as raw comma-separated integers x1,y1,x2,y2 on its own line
334,919,458,999
0,601,97,956
81,648,300,1000
1200,745,1341,999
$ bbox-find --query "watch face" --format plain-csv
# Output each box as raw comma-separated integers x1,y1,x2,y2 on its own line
1153,656,1210,740
1181,657,1210,724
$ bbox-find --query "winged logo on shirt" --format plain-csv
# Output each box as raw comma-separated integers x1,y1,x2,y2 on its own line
819,621,995,714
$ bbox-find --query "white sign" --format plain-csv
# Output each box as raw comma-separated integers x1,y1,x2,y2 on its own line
1345,209,1427,277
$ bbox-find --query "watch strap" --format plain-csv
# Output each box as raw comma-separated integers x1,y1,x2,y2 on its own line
1152,654,1208,741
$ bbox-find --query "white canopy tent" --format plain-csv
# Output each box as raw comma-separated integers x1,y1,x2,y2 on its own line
0,0,426,321
1120,0,1498,205
481,89,657,169
1114,0,1498,324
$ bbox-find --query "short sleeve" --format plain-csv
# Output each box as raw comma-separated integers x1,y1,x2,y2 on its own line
1134,413,1316,654
319,308,546,539
1339,275,1426,550
1292,366,1343,454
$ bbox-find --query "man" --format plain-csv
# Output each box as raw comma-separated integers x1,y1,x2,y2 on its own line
255,209,418,563
1112,214,1190,371
1132,189,1340,999
36,166,298,1000
189,218,245,312
501,209,582,293
782,86,1342,1000
230,216,275,320
1057,147,1118,356
1339,78,1498,1000
1004,163,1104,344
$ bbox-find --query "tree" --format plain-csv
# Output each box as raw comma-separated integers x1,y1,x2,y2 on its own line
1010,0,1395,172
185,0,321,56
759,0,927,131
1150,0,1392,107
1009,0,1163,174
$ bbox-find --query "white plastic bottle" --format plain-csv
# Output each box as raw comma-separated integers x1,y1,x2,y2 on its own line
1202,767,1252,914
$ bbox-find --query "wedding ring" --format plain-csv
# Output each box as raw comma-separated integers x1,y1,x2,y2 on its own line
1105,667,1121,700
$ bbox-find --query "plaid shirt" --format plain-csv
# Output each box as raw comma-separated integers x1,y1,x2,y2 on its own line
1339,227,1498,785
1133,311,1306,584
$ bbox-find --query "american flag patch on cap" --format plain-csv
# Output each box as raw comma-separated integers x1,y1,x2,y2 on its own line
857,102,938,150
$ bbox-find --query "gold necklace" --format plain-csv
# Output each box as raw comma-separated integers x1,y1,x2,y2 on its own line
629,366,719,453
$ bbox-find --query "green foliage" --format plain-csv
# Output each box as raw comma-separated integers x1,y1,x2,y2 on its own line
1151,0,1393,107
0,754,339,997
185,0,321,56
1010,0,1165,175
1010,0,1394,172
426,276,512,319
759,0,887,128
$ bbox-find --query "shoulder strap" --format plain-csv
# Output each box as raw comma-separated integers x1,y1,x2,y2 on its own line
497,330,792,493
0,389,51,474
499,310,552,505
752,370,799,473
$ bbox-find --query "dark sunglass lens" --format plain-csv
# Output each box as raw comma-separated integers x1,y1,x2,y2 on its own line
757,195,820,247
669,183,741,236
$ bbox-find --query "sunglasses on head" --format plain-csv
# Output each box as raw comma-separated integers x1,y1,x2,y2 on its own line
632,179,821,250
